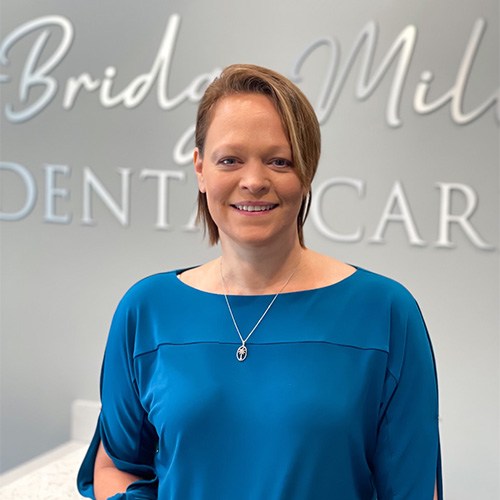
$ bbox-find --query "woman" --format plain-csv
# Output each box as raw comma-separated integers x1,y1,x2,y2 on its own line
78,64,442,499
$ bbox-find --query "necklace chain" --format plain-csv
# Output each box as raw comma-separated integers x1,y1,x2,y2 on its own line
220,259,300,362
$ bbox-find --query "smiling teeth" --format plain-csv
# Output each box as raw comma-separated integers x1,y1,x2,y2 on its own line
235,205,275,212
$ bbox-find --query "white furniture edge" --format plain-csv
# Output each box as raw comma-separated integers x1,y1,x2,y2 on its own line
0,400,100,487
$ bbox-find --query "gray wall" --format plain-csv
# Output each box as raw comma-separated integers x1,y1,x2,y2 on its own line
1,1,498,498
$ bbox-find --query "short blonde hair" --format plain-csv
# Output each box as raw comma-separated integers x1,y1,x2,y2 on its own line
195,64,321,246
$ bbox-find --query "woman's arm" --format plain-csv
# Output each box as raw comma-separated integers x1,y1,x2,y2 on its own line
93,441,142,500
371,290,442,499
77,286,159,498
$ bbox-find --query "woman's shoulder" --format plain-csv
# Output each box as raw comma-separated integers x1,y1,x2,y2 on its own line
303,251,410,297
119,268,195,306
306,251,418,310
352,266,416,304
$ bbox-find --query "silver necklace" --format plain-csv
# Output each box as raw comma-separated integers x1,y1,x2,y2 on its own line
220,260,300,362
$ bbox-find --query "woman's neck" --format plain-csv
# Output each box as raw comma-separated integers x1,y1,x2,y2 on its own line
219,240,305,295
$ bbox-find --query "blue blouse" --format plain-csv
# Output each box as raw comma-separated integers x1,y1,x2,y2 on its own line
78,267,442,499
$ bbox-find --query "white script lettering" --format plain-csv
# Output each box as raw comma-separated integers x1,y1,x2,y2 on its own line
0,16,73,123
0,14,220,122
291,18,499,127
1,15,497,128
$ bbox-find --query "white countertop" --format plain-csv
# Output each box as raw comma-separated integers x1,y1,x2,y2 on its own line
0,400,99,499
0,441,88,499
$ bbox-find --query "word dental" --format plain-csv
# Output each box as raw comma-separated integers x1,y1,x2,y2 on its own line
0,13,498,133
0,162,494,250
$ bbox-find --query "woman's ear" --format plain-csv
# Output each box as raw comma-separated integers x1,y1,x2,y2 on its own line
194,148,206,193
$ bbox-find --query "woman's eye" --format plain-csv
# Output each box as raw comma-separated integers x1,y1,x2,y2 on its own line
271,158,292,168
219,158,237,166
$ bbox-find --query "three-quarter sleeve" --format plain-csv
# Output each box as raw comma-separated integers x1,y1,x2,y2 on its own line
77,292,158,499
372,295,442,499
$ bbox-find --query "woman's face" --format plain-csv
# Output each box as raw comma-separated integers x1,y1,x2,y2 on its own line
194,93,306,250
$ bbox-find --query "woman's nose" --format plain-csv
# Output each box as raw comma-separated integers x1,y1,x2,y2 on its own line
239,161,270,194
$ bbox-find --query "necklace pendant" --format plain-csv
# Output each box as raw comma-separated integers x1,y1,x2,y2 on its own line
236,344,248,362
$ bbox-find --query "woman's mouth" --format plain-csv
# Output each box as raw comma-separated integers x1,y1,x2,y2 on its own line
232,204,278,212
